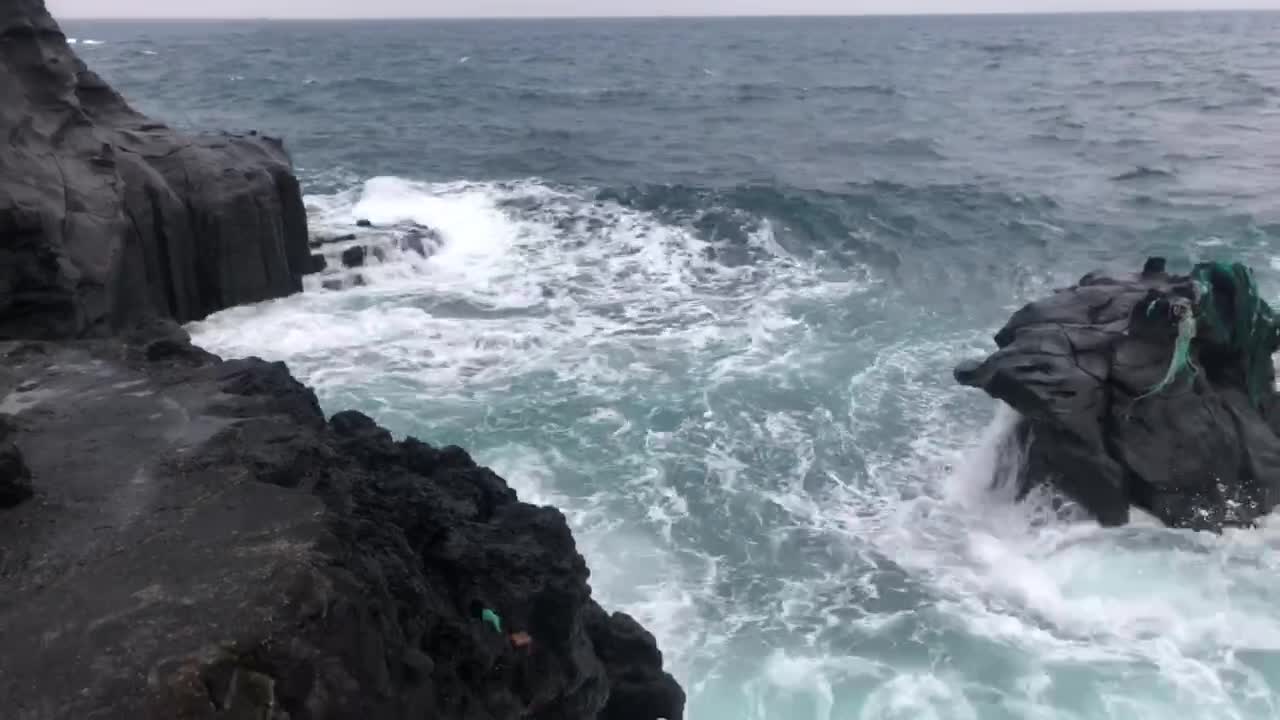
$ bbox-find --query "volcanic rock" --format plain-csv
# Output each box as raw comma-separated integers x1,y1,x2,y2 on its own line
956,257,1280,530
0,0,309,339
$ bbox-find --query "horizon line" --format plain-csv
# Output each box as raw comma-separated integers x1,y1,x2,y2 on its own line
55,8,1280,21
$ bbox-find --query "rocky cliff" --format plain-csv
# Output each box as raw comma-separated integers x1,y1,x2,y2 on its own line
1,0,311,339
0,2,684,718
956,257,1280,531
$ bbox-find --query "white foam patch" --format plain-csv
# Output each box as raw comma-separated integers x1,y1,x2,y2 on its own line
191,173,1280,719
191,175,864,702
195,176,870,402
840,400,1280,719
860,673,977,720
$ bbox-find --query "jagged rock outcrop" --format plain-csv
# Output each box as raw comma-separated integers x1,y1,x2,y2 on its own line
0,331,684,719
956,257,1280,530
0,1,684,717
0,0,310,340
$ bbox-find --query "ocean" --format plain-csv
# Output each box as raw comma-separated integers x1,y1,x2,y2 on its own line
67,12,1280,719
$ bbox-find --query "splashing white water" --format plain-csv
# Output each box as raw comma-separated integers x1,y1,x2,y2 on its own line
191,175,1280,719
192,175,858,685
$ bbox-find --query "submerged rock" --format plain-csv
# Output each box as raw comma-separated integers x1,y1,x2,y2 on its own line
955,257,1280,530
400,226,443,258
341,245,367,268
310,232,358,249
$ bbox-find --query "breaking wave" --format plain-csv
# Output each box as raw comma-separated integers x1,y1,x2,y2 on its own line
189,175,1280,719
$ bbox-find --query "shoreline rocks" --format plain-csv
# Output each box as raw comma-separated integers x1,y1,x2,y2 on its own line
0,329,685,719
0,1,685,717
956,257,1280,531
1,0,310,340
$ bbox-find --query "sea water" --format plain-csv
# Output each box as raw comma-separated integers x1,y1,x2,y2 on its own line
69,12,1280,718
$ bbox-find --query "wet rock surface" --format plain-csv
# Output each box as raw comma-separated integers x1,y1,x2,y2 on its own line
0,0,310,340
0,2,684,717
956,257,1280,530
0,328,684,720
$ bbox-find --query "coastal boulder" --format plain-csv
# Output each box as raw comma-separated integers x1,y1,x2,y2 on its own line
0,0,309,340
955,257,1280,530
341,245,367,268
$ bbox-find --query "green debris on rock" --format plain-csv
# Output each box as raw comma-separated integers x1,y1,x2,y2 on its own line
480,608,502,633
1190,261,1280,408
1133,260,1280,408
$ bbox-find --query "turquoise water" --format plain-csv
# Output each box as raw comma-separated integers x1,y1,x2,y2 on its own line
71,13,1280,718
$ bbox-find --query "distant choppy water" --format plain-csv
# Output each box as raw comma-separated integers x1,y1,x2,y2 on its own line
68,13,1280,719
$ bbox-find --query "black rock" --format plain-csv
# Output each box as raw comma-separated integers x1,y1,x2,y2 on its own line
0,1,308,341
305,253,327,274
956,257,1280,531
356,218,374,228
0,2,684,717
401,232,428,257
310,232,358,249
0,439,33,507
399,227,443,258
330,409,388,440
341,245,367,268
589,608,687,720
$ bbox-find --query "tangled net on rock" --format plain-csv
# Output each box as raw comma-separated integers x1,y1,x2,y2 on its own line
1191,261,1280,408
1139,261,1280,408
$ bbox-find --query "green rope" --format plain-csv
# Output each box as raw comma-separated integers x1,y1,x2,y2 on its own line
1136,298,1198,401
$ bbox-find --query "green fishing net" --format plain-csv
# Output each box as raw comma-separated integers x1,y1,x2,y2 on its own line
1136,297,1198,402
1189,261,1280,408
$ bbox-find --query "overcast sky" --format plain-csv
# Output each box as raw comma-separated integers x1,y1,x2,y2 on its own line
47,0,1280,19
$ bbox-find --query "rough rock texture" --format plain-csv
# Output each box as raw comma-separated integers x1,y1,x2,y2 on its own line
0,330,685,719
0,1,684,717
955,257,1280,530
0,414,32,507
0,0,310,340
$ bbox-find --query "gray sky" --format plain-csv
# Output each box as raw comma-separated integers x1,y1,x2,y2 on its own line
48,0,1280,18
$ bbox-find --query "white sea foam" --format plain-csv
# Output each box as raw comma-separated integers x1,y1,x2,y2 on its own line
191,175,834,688
191,175,1280,719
